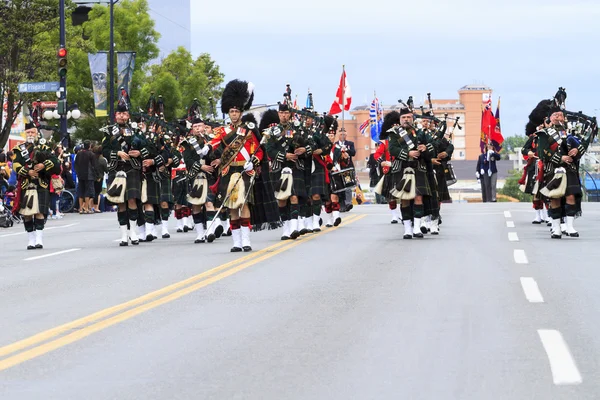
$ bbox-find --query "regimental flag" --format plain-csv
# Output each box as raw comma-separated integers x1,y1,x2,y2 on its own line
480,94,495,153
359,119,370,136
293,96,301,122
329,67,352,115
369,97,384,143
491,98,504,152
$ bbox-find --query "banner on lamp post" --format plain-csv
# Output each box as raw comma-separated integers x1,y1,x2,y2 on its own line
117,52,136,95
88,52,108,117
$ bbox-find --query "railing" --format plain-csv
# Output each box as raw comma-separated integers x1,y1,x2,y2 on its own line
580,167,599,202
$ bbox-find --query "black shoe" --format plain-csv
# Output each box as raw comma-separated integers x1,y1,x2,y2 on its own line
27,245,36,250
532,220,542,224
183,226,189,232
551,233,562,239
333,217,342,227
35,244,43,249
146,234,154,242
420,226,428,234
231,246,242,252
313,227,321,232
243,246,252,252
281,235,290,241
299,229,308,235
162,233,170,239
225,228,232,236
215,225,224,238
413,233,424,238
431,231,439,235
176,228,183,233
131,240,139,245
546,221,552,227
119,241,128,247
290,230,299,240
306,228,313,233
403,234,412,239
194,238,205,243
319,218,323,226
391,220,399,224
207,233,216,243
568,232,579,237
345,204,353,212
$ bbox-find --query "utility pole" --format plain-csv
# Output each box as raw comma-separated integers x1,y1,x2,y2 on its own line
109,0,115,122
59,0,68,147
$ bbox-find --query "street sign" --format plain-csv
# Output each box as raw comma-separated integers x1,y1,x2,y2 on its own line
18,82,60,93
32,101,58,109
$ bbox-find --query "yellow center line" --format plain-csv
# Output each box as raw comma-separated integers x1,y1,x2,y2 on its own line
0,214,366,371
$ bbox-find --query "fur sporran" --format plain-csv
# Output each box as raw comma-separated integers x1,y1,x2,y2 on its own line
275,167,293,201
540,167,567,199
20,184,39,216
391,167,416,201
225,172,246,210
187,173,208,205
106,171,127,204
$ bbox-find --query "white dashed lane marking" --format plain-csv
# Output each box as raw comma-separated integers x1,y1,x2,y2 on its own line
514,249,528,264
538,330,583,385
504,211,512,218
520,277,544,303
506,221,515,228
508,232,519,242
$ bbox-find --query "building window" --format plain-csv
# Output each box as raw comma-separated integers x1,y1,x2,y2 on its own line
364,145,369,150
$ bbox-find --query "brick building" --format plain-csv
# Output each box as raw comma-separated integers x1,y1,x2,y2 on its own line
340,84,493,168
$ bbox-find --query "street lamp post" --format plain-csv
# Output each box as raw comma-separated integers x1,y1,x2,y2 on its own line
59,0,68,146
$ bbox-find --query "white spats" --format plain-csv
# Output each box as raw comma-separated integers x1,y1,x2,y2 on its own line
34,230,43,248
402,219,413,238
128,226,139,243
551,219,562,238
119,226,128,245
161,222,169,236
312,215,321,231
413,217,422,236
430,218,439,234
566,216,578,236
231,228,242,249
290,218,299,236
514,249,528,264
27,232,36,249
390,208,399,223
297,216,305,233
332,210,341,226
282,220,291,238
520,277,544,303
145,223,154,240
325,212,333,227
176,218,184,232
538,330,582,385
533,209,542,223
241,226,251,250
195,223,205,243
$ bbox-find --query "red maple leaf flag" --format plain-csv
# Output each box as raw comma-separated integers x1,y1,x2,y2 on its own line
329,67,352,115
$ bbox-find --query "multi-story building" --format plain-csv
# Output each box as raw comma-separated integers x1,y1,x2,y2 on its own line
345,84,493,167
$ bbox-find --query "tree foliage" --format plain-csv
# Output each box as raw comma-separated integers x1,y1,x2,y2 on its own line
140,47,224,121
499,169,531,202
0,0,60,148
500,135,528,157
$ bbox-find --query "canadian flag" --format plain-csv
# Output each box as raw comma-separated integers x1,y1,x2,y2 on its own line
329,68,352,115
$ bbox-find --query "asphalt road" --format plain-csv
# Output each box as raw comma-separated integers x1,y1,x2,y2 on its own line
1,203,600,399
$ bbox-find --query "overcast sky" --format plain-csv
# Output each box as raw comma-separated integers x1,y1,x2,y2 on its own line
190,0,600,137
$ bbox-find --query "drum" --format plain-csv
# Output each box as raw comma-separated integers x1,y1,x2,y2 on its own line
330,168,356,193
444,161,457,186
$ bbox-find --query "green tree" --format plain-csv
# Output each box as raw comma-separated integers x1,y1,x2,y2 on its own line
499,169,531,202
0,0,59,148
142,47,224,120
500,135,528,158
138,72,182,121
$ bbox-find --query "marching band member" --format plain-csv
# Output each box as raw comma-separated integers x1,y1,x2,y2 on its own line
11,122,61,249
308,111,334,232
323,117,345,227
374,111,401,224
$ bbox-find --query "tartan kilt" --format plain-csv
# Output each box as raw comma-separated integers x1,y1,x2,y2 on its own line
304,164,312,197
143,174,161,205
160,176,174,205
524,163,537,195
217,165,254,206
124,168,142,201
19,186,51,216
380,172,398,201
402,163,431,197
565,167,582,197
434,164,451,202
271,167,307,200
250,158,282,231
172,171,188,205
310,161,327,197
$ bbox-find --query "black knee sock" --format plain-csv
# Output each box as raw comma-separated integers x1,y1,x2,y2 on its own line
549,207,562,220
117,211,128,226
279,206,290,222
206,210,216,223
192,213,204,225
290,203,299,220
400,206,413,221
24,219,34,232
565,204,577,217
414,204,424,219
144,210,155,224
312,199,322,216
160,207,170,221
303,203,311,218
34,218,45,231
128,208,138,223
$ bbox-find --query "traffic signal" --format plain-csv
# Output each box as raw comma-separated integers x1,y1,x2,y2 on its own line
57,47,67,78
57,99,67,116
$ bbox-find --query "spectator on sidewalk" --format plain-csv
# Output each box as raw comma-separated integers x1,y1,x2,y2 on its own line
93,144,108,213
476,144,501,202
74,140,96,213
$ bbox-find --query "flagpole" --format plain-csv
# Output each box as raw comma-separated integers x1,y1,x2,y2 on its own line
341,64,345,134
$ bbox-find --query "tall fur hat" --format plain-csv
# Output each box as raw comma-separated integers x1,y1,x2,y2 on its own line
259,109,280,132
322,114,338,134
241,113,257,126
525,99,553,135
221,79,254,114
379,111,401,140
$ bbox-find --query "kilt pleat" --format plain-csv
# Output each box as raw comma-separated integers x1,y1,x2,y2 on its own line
19,186,51,216
310,162,327,197
434,165,451,202
143,175,161,205
160,176,174,204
